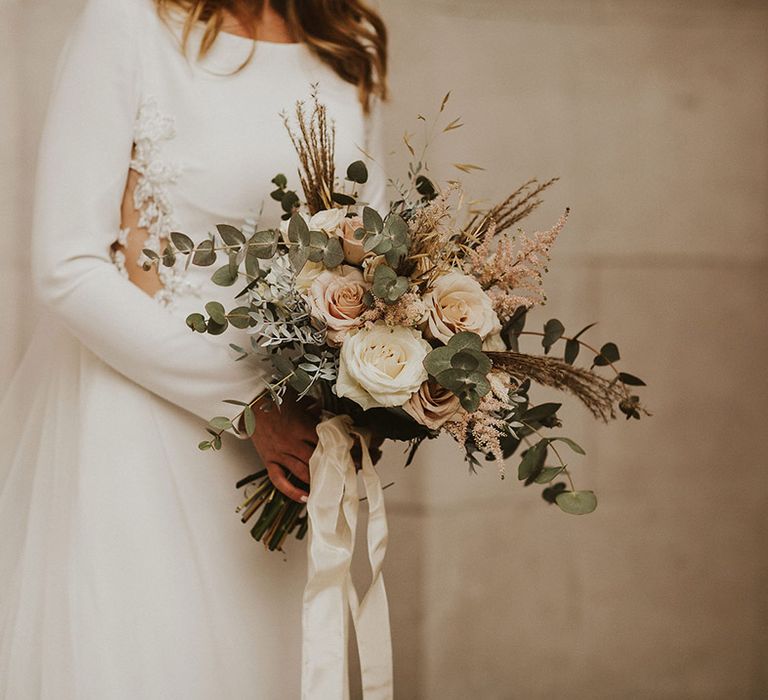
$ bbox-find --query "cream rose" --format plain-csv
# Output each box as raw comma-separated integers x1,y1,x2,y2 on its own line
423,271,502,343
309,208,346,233
305,265,370,344
339,215,367,265
336,322,432,410
403,379,463,429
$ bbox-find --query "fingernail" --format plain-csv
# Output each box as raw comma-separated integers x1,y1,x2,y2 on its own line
300,495,308,503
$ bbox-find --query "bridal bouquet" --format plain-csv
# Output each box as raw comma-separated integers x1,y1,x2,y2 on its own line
146,93,648,552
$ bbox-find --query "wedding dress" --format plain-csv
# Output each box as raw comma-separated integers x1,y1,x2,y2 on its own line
0,0,384,697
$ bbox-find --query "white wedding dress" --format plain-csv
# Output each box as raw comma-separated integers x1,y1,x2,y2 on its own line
0,0,384,697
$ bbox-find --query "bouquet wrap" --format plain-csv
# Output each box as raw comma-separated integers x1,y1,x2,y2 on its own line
302,415,393,699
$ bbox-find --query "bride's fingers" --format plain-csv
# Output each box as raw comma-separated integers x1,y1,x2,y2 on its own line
267,463,308,503
287,440,316,467
280,454,311,485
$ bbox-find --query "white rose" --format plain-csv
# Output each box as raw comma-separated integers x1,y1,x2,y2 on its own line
336,322,432,410
423,271,502,343
309,208,346,233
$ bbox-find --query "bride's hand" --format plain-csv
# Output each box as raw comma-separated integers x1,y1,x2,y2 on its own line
250,389,319,503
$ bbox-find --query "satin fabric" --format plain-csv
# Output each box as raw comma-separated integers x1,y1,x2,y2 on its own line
303,416,393,699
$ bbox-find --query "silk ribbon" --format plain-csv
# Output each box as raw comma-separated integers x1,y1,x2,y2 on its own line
301,415,393,699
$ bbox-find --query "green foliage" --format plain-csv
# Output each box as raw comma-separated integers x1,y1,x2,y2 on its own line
360,207,409,267
424,333,492,412
593,342,620,367
371,264,409,304
192,239,216,267
501,306,528,352
542,318,565,354
555,490,598,515
346,160,369,184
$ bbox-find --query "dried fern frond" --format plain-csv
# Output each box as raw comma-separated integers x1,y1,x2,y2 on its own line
486,351,624,422
283,89,336,214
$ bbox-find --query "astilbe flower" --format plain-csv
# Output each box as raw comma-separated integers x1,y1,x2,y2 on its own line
444,372,516,473
466,209,569,322
360,291,427,328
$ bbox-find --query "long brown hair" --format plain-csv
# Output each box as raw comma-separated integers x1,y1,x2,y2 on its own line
154,0,387,111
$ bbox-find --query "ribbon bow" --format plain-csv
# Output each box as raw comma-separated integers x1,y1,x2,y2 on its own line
302,415,393,700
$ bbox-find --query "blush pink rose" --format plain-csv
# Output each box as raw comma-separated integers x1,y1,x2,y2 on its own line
305,265,371,345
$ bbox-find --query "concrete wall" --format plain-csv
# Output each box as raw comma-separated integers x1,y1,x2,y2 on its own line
1,1,766,698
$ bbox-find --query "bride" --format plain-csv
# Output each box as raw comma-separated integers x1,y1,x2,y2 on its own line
0,0,387,697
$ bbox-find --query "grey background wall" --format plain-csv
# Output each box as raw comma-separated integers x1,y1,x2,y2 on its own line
1,1,766,698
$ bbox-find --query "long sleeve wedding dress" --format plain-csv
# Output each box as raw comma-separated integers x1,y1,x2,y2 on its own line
0,0,384,696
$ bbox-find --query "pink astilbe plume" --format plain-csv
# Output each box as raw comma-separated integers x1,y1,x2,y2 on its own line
466,208,569,321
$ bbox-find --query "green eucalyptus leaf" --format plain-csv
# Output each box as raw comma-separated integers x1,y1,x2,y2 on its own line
434,368,465,393
534,466,566,484
206,319,228,336
331,192,356,206
323,236,344,269
243,405,256,437
271,354,294,377
552,437,586,455
208,416,233,431
271,173,287,189
448,332,483,352
363,233,384,253
555,490,598,515
450,350,479,372
363,206,384,234
385,276,409,303
346,160,369,184
281,190,299,215
248,230,279,259
287,212,309,243
288,245,309,271
227,306,251,329
217,224,245,247
564,338,580,364
161,246,176,268
270,188,285,202
517,440,548,481
307,230,329,262
424,346,455,376
542,318,565,354
198,441,212,451
415,175,437,200
522,402,561,424
289,368,312,394
618,372,646,386
186,313,206,333
211,264,238,287
594,342,620,366
170,231,194,252
192,239,216,267
205,301,226,325
458,390,481,413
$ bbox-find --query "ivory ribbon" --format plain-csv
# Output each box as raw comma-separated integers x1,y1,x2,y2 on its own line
302,415,393,700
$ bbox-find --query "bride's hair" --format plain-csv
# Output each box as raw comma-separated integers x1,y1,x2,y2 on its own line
154,0,388,111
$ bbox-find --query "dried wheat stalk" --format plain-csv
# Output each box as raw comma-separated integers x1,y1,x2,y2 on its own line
486,351,624,422
283,92,336,214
